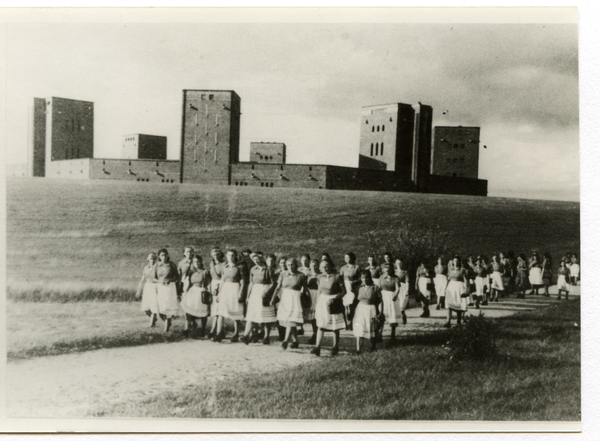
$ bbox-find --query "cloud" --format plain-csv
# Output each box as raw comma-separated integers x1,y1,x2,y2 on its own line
4,22,579,201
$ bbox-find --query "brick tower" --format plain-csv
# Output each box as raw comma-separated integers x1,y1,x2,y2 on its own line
179,90,241,184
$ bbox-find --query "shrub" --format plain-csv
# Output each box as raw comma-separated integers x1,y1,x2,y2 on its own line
447,312,498,362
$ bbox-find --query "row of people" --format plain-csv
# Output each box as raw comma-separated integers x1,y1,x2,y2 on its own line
135,247,579,356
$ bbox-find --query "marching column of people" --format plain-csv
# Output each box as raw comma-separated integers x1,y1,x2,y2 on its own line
135,246,581,355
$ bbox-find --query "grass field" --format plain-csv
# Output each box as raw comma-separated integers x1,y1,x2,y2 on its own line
6,301,186,360
7,177,580,292
6,178,581,421
98,299,581,420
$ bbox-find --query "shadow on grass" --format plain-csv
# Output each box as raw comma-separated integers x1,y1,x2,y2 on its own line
97,299,580,420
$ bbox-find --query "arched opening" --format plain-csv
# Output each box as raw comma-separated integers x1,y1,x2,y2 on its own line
381,142,384,155
370,143,374,156
375,143,379,155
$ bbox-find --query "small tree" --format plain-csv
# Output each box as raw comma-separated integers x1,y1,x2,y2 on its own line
447,312,498,362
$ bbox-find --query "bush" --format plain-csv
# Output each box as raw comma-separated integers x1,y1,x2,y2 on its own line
447,312,498,362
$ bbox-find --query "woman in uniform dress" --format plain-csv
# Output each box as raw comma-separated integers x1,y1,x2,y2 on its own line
353,270,382,354
528,253,543,295
365,255,382,286
154,248,180,332
463,258,476,306
177,246,194,296
569,254,580,286
444,255,469,328
490,255,505,303
241,253,277,345
135,252,159,327
499,252,512,298
541,252,553,297
296,254,312,336
434,256,448,310
473,257,488,307
272,258,310,350
395,260,410,325
556,260,571,300
311,259,347,357
340,252,361,330
273,256,289,341
379,263,404,341
515,254,528,298
483,256,494,299
304,259,321,344
299,254,311,276
181,254,212,338
415,259,433,318
380,252,394,273
213,249,247,342
207,248,224,339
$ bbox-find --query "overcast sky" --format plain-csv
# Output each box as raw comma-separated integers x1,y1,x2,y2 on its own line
4,19,579,201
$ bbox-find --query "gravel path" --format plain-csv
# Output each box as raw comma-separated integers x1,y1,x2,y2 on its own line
6,288,576,418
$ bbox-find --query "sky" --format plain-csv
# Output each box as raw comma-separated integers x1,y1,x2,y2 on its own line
3,15,579,201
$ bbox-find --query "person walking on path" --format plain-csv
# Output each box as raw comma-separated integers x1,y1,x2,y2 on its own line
311,259,347,357
135,252,159,327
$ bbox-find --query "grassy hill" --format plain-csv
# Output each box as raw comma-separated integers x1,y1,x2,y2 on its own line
7,177,580,289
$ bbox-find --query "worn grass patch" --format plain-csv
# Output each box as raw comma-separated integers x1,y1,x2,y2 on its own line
98,299,580,421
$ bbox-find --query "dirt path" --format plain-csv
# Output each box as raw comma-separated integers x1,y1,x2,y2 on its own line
6,289,575,418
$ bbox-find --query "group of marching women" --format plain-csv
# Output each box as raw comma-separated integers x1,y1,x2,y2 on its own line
136,247,580,356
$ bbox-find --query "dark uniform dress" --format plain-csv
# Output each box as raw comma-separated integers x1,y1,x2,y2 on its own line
140,264,159,314
557,266,571,291
277,272,306,326
416,265,433,300
304,270,320,322
446,268,468,312
474,264,487,297
178,257,193,293
542,259,553,286
247,265,277,324
181,268,212,318
366,265,382,286
353,284,381,339
155,261,180,317
315,273,346,331
340,264,361,306
379,274,404,324
434,264,448,298
217,263,247,320
209,260,224,295
516,260,528,288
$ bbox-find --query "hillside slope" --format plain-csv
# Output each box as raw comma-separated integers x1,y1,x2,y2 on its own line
7,178,579,286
